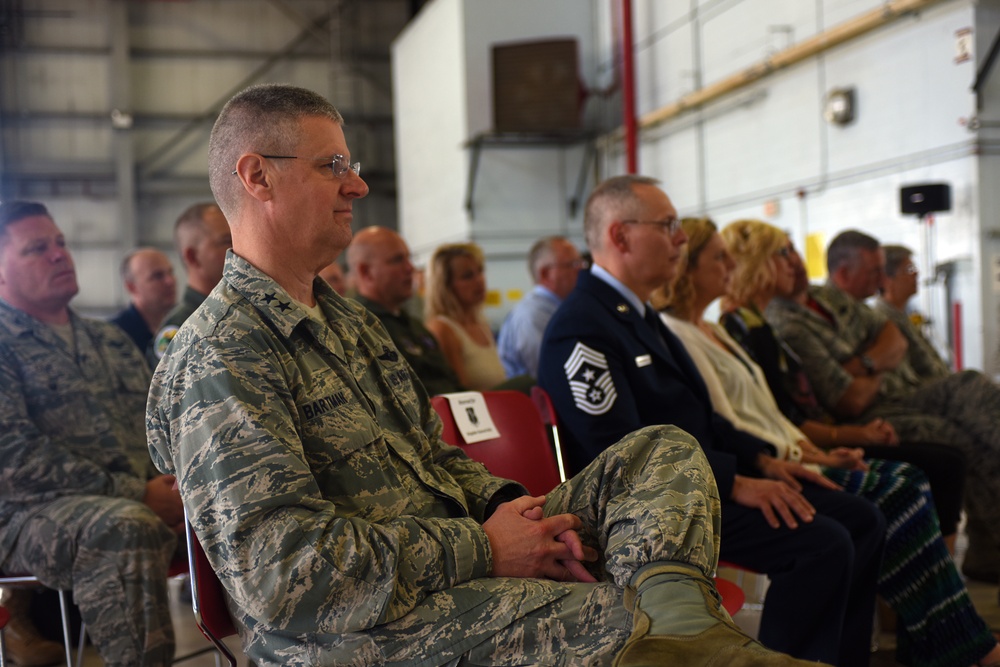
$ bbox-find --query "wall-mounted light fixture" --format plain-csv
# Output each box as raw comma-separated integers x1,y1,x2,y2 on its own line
823,87,856,126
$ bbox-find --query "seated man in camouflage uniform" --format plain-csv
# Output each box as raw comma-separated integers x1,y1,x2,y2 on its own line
147,202,232,366
0,201,183,667
346,225,464,396
767,229,1000,581
146,83,820,667
873,244,951,383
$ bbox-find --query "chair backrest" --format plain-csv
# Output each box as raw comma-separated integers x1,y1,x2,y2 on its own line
530,386,568,485
184,517,238,667
431,390,562,495
432,391,747,618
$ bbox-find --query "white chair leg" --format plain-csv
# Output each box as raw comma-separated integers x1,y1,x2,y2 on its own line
76,621,87,667
56,590,74,667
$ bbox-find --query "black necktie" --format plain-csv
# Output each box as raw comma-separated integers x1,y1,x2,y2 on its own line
643,307,666,346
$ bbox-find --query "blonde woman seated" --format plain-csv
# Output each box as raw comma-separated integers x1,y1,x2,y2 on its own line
425,243,507,391
718,220,966,555
652,216,1000,667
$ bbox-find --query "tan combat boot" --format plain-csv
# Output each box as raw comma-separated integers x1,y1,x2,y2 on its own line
0,588,65,666
613,563,832,667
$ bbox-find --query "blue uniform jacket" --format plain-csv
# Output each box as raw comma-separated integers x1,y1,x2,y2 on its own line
538,270,774,497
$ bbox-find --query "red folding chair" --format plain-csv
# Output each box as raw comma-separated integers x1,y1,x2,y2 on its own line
184,516,238,667
431,390,563,495
530,386,568,485
431,390,746,617
0,604,10,667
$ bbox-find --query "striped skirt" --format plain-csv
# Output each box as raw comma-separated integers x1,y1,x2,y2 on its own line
823,458,996,667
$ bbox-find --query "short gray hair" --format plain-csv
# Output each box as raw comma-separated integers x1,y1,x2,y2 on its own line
527,236,566,282
583,175,660,251
208,84,343,219
826,229,880,274
882,244,913,277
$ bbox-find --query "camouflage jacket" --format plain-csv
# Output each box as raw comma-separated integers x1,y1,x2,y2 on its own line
766,283,921,414
0,299,151,565
872,297,951,383
147,253,559,666
147,285,208,366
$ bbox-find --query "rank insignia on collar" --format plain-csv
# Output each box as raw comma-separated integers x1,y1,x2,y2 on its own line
616,303,629,314
563,342,617,415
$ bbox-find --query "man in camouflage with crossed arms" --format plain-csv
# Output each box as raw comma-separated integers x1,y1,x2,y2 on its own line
0,201,183,666
147,83,820,667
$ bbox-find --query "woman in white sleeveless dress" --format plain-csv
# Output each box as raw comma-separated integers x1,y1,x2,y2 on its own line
425,243,506,391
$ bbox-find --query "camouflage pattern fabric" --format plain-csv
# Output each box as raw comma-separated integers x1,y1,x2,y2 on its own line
3,496,177,667
872,297,951,383
0,298,176,666
354,294,462,396
765,283,922,409
767,285,1000,548
147,285,207,367
148,252,720,667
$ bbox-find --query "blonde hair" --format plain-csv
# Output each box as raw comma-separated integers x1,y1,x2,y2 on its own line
720,219,788,307
425,242,485,321
650,217,716,320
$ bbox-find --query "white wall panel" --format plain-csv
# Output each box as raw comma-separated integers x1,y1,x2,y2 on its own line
392,0,468,258
700,1,818,85
636,11,695,115
821,7,975,171
701,66,823,205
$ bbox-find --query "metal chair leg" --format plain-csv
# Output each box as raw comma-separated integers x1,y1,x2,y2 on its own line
76,621,87,667
56,590,75,667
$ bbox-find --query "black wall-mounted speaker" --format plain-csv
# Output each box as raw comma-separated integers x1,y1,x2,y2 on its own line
900,183,952,216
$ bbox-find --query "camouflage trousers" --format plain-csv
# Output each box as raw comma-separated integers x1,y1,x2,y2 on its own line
1,495,177,667
409,424,720,667
866,369,1000,549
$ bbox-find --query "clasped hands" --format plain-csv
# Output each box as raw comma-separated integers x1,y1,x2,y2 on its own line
483,495,598,583
732,455,842,530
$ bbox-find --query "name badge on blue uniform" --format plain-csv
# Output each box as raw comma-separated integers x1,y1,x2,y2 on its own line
635,354,652,367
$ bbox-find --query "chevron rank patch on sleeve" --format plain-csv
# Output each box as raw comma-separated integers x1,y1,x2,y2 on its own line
563,341,617,415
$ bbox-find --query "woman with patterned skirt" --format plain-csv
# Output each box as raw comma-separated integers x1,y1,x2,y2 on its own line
651,216,999,667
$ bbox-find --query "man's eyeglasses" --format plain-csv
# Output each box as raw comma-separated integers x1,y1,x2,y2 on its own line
232,154,361,177
621,218,681,235
545,259,586,271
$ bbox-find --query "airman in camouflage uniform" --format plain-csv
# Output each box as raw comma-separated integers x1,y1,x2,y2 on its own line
766,230,1000,562
147,83,820,667
147,202,232,367
0,201,182,666
873,297,951,382
874,244,951,383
